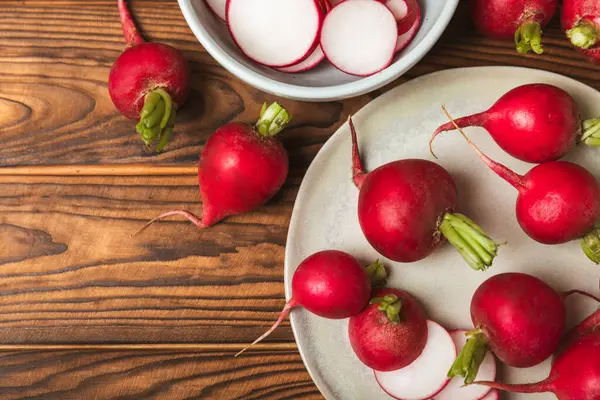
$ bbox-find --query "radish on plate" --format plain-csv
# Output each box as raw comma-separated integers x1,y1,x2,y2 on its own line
109,0,190,152
236,251,386,356
321,0,398,76
562,0,600,63
205,0,226,21
348,288,428,371
431,84,600,163
276,46,325,73
471,0,558,54
374,320,456,400
350,116,499,271
136,102,291,231
227,0,323,67
475,329,600,399
434,330,497,400
441,106,600,262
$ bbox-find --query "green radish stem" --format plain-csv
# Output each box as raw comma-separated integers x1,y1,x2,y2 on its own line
448,329,489,384
136,88,176,152
515,21,544,54
567,22,599,49
255,102,292,137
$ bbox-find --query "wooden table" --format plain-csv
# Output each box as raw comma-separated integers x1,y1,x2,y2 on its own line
0,1,598,398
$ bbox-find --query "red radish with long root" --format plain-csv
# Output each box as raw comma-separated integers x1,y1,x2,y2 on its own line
236,251,387,356
562,0,600,63
431,84,600,163
136,102,291,231
349,117,499,271
109,0,190,152
348,288,428,371
448,272,600,385
474,329,600,399
440,106,600,263
471,0,558,54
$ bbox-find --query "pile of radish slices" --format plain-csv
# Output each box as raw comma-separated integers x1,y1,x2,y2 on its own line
204,0,421,76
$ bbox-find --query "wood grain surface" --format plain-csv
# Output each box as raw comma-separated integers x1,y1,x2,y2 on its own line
1,0,599,397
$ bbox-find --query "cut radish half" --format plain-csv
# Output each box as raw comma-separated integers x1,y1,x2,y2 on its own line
480,390,499,400
227,0,323,68
434,330,497,400
374,320,456,400
321,0,398,76
385,0,408,20
395,7,421,52
205,0,227,21
276,46,325,73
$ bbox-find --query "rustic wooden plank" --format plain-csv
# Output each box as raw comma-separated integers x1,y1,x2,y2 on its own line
0,174,302,343
0,349,322,399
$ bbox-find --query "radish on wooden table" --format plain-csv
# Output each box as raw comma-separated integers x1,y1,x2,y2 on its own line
227,0,323,68
349,116,499,271
348,288,428,371
441,106,600,262
109,0,190,152
448,272,600,385
471,0,558,54
431,83,600,163
136,102,291,231
237,251,387,356
562,0,600,63
374,320,457,400
474,329,600,399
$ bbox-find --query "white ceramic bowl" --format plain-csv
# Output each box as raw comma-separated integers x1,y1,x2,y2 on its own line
178,0,459,102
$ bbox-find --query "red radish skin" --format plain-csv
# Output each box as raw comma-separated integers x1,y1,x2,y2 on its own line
441,106,600,262
349,117,499,271
109,0,190,152
471,0,558,54
348,288,428,371
396,0,419,35
395,6,421,53
448,272,600,384
474,329,600,399
276,46,325,73
430,84,600,163
237,251,383,356
136,103,290,231
562,0,600,63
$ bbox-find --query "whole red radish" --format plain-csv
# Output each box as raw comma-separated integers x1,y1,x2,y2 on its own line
562,0,600,63
448,272,598,384
471,0,558,54
474,329,600,399
431,84,600,163
442,107,600,262
237,251,386,356
109,0,190,152
350,117,499,271
348,288,428,371
137,103,291,231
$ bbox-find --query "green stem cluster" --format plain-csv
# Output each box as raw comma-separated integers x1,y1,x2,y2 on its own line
365,259,387,288
515,21,544,54
448,329,488,384
581,118,600,147
439,213,499,271
567,22,599,49
136,88,176,153
581,226,600,264
255,102,292,137
370,294,402,324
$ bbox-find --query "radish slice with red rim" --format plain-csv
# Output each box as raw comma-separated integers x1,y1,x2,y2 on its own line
321,0,398,76
227,0,323,68
385,0,409,20
397,0,420,34
205,0,227,21
395,7,421,52
480,389,499,400
276,46,325,73
433,330,497,400
374,320,457,400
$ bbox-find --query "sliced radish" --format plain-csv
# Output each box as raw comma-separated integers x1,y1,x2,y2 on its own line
227,0,323,68
395,7,421,53
374,320,456,400
329,0,344,5
276,46,325,73
205,0,227,21
480,390,499,400
320,0,397,76
396,0,420,34
434,330,497,400
385,0,409,20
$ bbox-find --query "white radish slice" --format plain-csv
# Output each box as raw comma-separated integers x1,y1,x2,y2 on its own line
385,0,408,20
395,8,420,53
374,320,456,400
397,0,419,34
320,0,398,76
434,330,497,400
227,0,322,68
481,389,499,400
276,46,325,73
205,0,227,21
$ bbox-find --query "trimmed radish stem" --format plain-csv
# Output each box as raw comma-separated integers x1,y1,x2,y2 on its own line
276,46,325,73
374,320,457,400
205,0,227,21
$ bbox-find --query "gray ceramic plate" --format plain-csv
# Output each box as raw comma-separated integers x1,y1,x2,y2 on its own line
285,66,600,400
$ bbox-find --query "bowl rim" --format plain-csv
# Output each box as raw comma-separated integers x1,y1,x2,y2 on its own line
177,0,460,102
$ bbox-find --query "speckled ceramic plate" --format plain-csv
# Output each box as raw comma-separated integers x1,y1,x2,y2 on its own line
285,66,600,400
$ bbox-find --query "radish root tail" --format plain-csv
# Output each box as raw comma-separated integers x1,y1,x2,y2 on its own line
562,289,600,304
117,0,144,47
348,116,367,189
132,210,204,236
